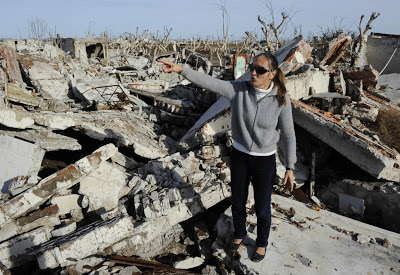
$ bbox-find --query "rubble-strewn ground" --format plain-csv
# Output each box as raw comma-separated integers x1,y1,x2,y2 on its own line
0,31,399,274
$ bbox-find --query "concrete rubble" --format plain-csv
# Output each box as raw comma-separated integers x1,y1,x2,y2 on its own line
0,30,399,274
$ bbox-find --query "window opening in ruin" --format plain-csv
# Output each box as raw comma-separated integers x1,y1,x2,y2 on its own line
86,43,104,59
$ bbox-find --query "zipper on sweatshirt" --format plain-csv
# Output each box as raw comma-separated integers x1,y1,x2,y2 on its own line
249,101,259,151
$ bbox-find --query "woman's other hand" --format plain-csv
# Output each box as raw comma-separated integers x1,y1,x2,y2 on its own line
157,59,183,74
283,170,295,192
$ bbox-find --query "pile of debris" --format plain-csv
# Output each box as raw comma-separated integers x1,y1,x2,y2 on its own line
0,31,399,274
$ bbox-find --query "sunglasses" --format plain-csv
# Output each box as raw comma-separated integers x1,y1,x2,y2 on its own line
248,64,275,75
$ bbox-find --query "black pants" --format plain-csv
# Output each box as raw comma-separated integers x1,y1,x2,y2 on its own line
230,147,276,248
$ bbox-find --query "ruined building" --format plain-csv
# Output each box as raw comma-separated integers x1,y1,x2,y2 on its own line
0,32,399,274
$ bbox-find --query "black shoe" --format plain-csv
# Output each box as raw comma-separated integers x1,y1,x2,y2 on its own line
228,239,243,255
251,249,266,262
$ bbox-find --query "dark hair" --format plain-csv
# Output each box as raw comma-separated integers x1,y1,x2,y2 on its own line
253,52,287,106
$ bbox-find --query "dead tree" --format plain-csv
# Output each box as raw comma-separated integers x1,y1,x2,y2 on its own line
242,31,258,52
28,17,48,44
257,1,292,51
352,12,380,67
257,15,273,51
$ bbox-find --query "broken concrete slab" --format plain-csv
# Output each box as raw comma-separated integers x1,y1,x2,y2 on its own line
126,56,149,69
0,128,82,151
125,81,168,93
18,55,64,80
17,54,70,100
301,92,352,113
50,194,82,215
79,161,129,213
0,135,45,194
36,79,70,101
0,143,118,226
320,34,352,69
0,128,82,195
36,215,134,269
275,36,313,75
343,65,379,89
33,110,170,159
111,151,141,171
292,100,400,182
0,205,60,243
128,85,191,114
0,227,52,269
213,195,400,274
6,83,40,107
348,102,379,122
0,108,34,129
0,44,24,85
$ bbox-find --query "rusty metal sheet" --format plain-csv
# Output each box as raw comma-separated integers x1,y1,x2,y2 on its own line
0,44,24,85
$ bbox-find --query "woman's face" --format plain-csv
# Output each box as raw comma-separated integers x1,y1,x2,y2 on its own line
250,55,277,90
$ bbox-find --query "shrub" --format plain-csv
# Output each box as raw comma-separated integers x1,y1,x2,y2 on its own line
376,108,400,152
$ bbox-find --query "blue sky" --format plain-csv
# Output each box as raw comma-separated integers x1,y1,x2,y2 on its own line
1,0,399,40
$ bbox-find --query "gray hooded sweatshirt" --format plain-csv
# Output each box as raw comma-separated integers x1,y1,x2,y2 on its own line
181,66,296,169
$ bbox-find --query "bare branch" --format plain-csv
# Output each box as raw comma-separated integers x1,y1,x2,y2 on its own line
28,17,48,42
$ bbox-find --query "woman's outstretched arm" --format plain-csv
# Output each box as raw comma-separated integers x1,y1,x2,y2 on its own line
158,59,236,100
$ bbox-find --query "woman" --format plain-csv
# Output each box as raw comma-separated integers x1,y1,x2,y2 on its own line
159,52,296,262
